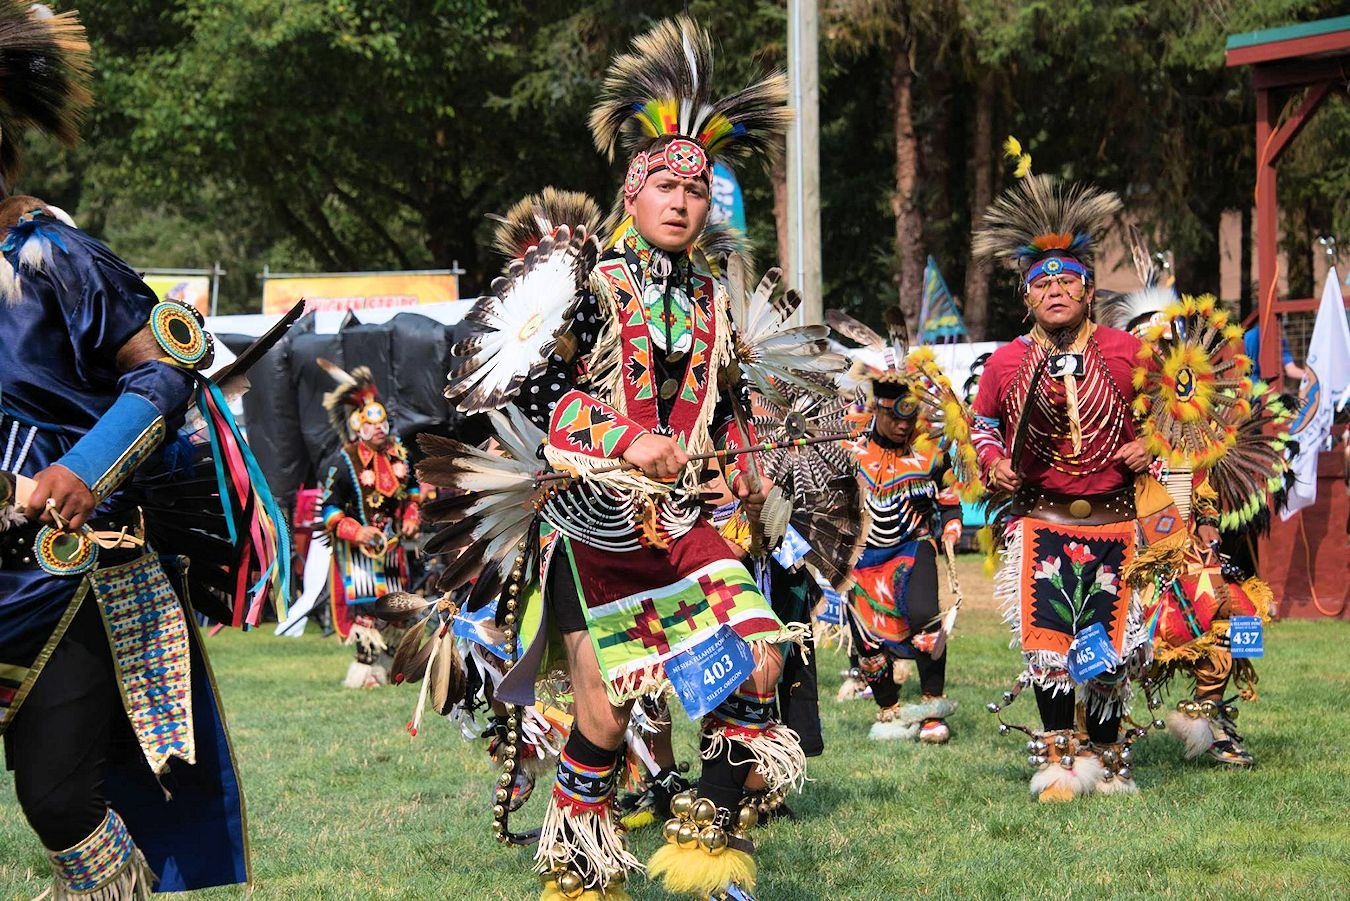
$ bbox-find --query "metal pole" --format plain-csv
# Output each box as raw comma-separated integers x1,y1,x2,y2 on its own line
786,0,822,326
209,261,221,317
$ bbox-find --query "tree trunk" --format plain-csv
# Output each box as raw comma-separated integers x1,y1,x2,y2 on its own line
892,37,923,334
963,70,995,340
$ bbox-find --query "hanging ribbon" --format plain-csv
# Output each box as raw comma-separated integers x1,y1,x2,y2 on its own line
196,378,292,627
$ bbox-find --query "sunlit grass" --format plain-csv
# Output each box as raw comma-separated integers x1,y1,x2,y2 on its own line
3,557,1347,898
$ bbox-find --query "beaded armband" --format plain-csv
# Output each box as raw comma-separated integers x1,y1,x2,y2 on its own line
149,299,215,370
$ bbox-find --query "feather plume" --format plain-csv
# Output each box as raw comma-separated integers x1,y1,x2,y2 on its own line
489,188,602,263
972,174,1122,272
390,620,432,684
0,3,92,182
1003,135,1033,179
588,15,791,166
733,267,847,404
416,407,548,603
447,225,597,414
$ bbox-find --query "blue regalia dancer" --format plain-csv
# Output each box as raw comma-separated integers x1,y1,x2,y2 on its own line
0,5,289,895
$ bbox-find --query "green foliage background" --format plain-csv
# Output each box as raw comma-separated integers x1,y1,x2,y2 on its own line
20,0,1349,325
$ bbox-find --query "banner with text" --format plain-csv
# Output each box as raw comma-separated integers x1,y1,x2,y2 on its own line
262,271,460,315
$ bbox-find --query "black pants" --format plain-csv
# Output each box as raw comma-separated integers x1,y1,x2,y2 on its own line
1033,685,1121,744
851,541,946,705
5,595,130,850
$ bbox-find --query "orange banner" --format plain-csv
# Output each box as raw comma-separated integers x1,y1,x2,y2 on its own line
262,272,459,315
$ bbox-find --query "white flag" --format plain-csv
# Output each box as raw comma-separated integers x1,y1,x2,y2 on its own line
1281,266,1350,520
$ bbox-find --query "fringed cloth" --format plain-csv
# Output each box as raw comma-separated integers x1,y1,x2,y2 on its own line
558,522,806,706
701,686,807,795
847,539,925,655
47,809,154,900
1145,567,1271,701
535,747,641,892
995,517,1152,721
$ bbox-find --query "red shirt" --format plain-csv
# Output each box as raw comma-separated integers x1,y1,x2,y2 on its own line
971,325,1141,495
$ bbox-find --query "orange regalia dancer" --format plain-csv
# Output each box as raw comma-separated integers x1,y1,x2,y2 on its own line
415,17,842,900
316,361,421,688
826,310,981,743
1099,271,1291,769
971,168,1163,801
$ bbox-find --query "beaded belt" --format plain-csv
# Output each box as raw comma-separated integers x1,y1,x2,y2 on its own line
1010,486,1135,525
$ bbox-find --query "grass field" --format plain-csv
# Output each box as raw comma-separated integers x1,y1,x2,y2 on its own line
3,557,1349,899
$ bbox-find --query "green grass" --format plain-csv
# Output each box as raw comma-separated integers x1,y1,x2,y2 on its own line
3,558,1349,899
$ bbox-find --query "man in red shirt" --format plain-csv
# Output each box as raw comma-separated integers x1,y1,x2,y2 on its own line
971,175,1153,801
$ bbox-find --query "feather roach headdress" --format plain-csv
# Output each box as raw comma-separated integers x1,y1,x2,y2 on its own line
318,358,387,441
589,15,791,204
971,174,1122,282
0,3,92,188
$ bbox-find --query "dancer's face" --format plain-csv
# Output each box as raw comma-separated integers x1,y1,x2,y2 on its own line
626,171,711,253
873,401,916,447
1026,273,1094,331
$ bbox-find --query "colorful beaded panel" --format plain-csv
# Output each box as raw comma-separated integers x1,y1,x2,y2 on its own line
553,749,618,816
92,554,196,774
47,809,137,893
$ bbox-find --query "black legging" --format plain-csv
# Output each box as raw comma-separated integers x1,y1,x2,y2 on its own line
1033,685,1121,744
5,595,128,850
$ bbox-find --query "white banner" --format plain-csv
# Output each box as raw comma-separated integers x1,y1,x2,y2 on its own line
1281,266,1350,520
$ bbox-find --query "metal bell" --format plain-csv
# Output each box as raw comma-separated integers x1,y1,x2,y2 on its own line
663,818,682,842
1117,766,1132,781
676,821,700,849
691,798,718,827
700,825,728,855
1002,690,1016,704
557,869,585,898
986,702,1001,713
1120,747,1133,764
670,791,697,818
1060,755,1075,769
1054,734,1070,749
1152,719,1166,730
998,724,1011,735
1028,754,1046,767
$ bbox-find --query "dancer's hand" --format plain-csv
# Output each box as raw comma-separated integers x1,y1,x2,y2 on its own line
1196,523,1220,562
25,464,95,530
989,458,1022,491
622,433,688,481
356,525,387,552
1113,439,1151,473
733,474,772,520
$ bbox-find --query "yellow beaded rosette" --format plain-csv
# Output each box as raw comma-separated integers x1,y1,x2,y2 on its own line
1131,294,1252,470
